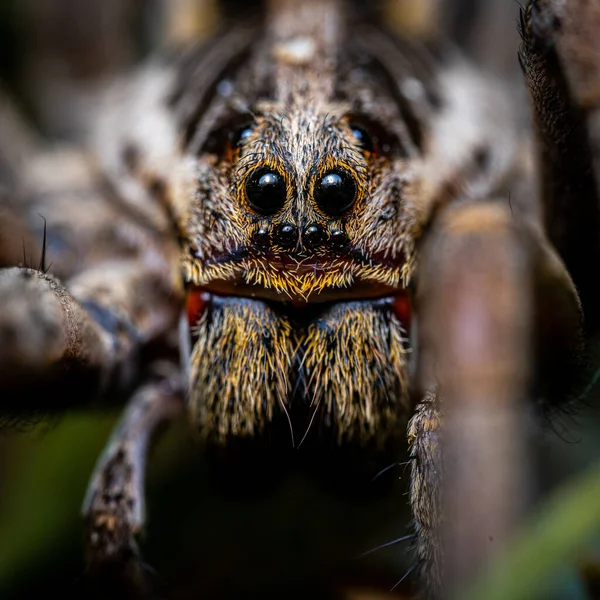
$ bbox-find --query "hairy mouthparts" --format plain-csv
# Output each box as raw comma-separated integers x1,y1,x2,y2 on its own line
186,289,413,446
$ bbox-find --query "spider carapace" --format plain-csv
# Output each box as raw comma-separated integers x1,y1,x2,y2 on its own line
1,0,599,597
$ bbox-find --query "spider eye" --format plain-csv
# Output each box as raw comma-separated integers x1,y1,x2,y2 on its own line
245,168,287,214
230,124,253,147
350,125,374,153
314,169,357,216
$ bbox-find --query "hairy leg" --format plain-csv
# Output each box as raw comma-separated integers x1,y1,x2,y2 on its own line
519,0,600,332
0,268,114,407
0,260,181,414
0,121,182,412
407,388,442,596
83,362,184,597
410,201,582,596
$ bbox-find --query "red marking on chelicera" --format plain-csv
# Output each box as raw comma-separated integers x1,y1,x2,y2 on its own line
186,284,411,330
393,292,412,330
187,287,208,326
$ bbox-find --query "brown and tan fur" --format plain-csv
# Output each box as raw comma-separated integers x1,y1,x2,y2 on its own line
1,0,599,597
118,0,519,452
83,1,524,592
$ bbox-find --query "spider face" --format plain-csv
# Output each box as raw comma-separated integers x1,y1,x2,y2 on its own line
183,95,415,444
180,55,424,304
173,11,438,445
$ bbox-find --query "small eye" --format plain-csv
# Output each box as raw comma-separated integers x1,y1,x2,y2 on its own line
351,125,374,153
245,168,287,214
230,125,253,147
314,169,357,216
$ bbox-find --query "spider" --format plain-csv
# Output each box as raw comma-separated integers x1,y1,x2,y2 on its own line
0,0,599,598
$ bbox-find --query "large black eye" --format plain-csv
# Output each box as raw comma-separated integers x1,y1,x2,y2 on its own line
314,169,357,216
245,168,287,214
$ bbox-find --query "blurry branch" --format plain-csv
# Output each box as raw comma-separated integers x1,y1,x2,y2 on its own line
14,0,234,139
460,460,600,600
21,0,142,80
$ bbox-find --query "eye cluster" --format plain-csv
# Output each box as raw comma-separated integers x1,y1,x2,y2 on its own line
231,120,384,253
252,222,349,253
245,167,358,217
232,119,380,219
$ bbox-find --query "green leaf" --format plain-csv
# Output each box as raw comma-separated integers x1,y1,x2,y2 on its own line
461,462,600,600
0,413,117,588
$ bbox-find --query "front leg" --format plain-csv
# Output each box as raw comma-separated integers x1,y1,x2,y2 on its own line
0,268,115,410
519,0,600,331
0,263,178,415
408,388,442,597
410,201,582,597
0,110,182,414
83,363,184,596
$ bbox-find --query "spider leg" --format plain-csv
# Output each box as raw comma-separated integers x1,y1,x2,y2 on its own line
0,254,180,414
519,0,600,332
0,268,114,408
0,97,182,413
407,387,442,597
410,201,582,597
83,361,184,597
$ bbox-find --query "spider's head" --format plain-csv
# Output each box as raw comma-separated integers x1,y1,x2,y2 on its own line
166,2,450,444
187,110,412,302
176,12,434,306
